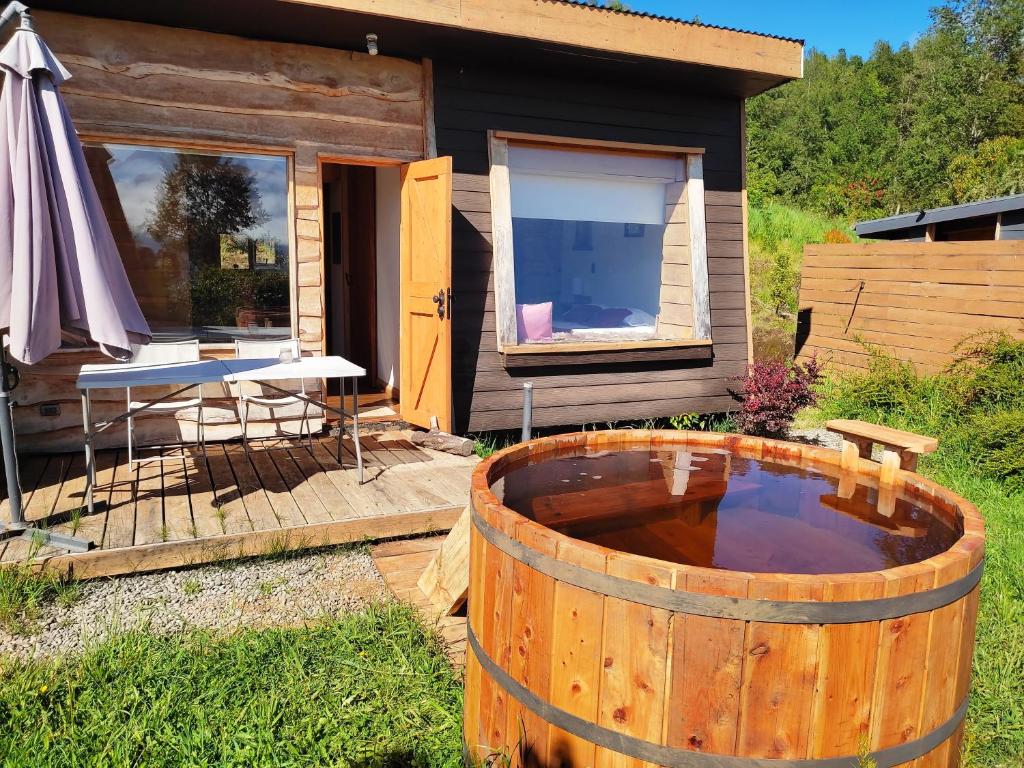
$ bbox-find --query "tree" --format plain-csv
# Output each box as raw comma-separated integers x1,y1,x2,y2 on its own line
147,154,267,270
949,136,1024,201
747,0,1024,218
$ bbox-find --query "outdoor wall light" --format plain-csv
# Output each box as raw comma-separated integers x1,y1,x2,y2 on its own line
366,33,378,55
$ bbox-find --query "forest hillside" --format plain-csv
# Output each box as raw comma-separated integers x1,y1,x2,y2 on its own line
745,0,1024,356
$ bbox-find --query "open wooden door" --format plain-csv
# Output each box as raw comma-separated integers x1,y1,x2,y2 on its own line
399,156,453,432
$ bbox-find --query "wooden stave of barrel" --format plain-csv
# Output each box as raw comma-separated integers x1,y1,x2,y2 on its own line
463,429,985,768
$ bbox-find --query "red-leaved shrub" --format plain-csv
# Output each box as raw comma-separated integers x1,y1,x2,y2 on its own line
734,357,823,438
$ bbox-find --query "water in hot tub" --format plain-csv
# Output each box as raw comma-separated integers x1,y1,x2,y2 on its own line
494,447,962,574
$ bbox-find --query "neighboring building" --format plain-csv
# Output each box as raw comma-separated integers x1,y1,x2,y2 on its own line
855,194,1024,242
15,0,804,449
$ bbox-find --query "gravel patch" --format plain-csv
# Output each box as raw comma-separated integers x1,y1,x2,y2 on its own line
789,427,889,460
788,427,843,451
0,546,387,660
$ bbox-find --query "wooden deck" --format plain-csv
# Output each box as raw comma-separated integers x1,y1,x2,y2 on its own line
371,535,467,666
0,432,476,578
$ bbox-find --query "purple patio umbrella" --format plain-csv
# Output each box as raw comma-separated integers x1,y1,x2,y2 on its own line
0,2,151,550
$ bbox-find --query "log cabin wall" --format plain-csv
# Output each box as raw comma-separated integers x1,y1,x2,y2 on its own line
13,11,425,452
433,61,751,432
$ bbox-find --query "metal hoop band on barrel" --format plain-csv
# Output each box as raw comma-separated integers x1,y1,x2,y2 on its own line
466,626,967,768
471,507,983,624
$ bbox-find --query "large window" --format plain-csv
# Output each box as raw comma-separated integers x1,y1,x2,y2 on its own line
490,134,711,351
84,143,291,343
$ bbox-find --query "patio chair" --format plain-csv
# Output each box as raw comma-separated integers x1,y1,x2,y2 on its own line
126,339,206,466
233,338,315,454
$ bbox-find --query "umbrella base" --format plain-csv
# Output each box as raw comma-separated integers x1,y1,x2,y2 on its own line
0,523,91,554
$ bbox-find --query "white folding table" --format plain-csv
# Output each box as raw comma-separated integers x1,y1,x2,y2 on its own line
76,355,367,515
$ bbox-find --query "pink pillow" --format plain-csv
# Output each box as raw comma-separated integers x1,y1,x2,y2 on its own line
516,302,553,342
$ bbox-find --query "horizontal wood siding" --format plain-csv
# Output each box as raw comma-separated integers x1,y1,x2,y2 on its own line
797,242,1024,373
16,12,425,452
434,62,749,431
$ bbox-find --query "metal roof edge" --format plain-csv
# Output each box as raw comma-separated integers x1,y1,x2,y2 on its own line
855,193,1024,235
556,0,805,46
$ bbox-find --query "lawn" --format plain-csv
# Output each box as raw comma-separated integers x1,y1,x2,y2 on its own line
0,602,464,768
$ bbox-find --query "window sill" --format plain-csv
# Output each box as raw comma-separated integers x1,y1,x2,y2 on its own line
500,338,713,368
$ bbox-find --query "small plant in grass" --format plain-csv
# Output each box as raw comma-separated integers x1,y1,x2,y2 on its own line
669,412,737,432
733,356,823,438
215,506,227,533
0,567,81,635
181,577,202,597
69,506,83,535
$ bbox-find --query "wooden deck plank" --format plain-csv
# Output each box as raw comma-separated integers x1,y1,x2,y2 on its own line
206,444,253,535
48,453,93,540
162,458,196,542
0,455,50,562
289,444,367,519
248,449,308,529
37,506,464,579
184,455,222,539
372,461,456,513
23,455,70,523
224,444,283,532
103,449,136,550
271,449,335,525
306,441,400,518
133,457,165,546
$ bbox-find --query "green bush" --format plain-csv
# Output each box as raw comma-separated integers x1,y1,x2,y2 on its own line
961,409,1024,496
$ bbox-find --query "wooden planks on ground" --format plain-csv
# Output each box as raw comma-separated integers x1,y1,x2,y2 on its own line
797,241,1024,373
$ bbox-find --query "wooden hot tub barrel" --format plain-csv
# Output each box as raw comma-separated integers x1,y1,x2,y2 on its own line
463,430,984,768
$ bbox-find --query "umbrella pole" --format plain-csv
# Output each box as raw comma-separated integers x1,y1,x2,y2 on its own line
0,344,25,529
0,345,90,552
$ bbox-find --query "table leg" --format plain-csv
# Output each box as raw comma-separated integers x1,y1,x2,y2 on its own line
80,389,95,516
337,375,345,463
352,376,363,484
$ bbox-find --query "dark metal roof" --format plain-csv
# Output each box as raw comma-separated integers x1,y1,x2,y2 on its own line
557,1,806,45
855,193,1024,236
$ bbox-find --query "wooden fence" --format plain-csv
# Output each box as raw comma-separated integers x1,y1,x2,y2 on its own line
796,241,1024,372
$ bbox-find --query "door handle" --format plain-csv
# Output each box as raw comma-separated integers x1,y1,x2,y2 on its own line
432,288,446,320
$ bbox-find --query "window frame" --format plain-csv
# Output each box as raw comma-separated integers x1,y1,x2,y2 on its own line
487,130,712,356
71,134,297,352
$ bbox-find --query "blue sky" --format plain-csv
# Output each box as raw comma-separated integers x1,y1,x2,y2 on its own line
628,1,937,57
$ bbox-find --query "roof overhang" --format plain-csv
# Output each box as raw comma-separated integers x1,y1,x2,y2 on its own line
284,0,804,82
855,194,1024,237
28,0,804,98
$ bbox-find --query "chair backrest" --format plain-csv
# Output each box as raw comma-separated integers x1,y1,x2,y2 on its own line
126,339,202,403
130,339,200,365
233,337,304,397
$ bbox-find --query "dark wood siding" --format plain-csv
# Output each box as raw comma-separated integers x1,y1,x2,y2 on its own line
999,209,1024,240
434,61,749,432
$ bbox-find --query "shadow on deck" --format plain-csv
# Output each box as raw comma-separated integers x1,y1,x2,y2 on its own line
0,432,475,578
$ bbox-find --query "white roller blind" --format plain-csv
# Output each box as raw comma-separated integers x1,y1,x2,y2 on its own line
508,145,681,225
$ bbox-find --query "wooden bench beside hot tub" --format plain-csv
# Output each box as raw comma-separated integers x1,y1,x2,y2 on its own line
463,430,984,768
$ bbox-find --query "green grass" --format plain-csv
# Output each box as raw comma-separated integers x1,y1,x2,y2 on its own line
0,601,463,767
805,338,1024,767
0,567,82,636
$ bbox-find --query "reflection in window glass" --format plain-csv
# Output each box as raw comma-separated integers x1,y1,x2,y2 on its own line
508,145,679,344
83,144,290,343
